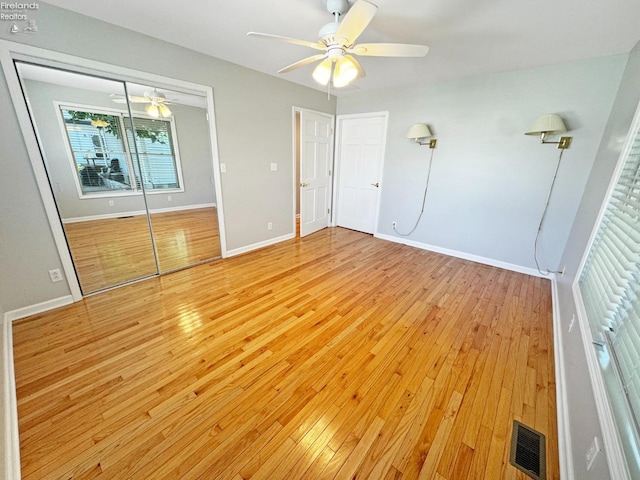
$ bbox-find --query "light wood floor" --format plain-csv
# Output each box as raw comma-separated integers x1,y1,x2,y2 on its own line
63,207,221,293
13,227,558,479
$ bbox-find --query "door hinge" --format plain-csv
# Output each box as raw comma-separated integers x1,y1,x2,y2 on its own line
328,169,332,176
328,208,331,214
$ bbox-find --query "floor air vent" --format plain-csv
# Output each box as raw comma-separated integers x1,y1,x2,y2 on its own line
509,420,546,480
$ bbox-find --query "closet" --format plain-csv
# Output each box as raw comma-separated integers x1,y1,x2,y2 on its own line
15,61,223,294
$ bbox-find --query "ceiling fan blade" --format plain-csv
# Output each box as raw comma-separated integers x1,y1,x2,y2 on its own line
109,94,128,104
278,54,328,74
348,43,429,57
336,0,378,45
127,97,153,103
247,32,324,51
109,93,150,104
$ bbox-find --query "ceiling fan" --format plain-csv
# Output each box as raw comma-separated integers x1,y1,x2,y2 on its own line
248,0,428,90
109,88,172,118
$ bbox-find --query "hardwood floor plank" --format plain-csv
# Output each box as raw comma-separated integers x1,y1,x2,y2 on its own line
64,207,221,293
12,227,558,479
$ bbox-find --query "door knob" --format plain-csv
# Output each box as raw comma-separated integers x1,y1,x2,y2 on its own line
371,182,380,187
300,182,309,187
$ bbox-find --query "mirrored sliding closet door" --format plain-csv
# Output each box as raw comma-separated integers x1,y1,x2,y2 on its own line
15,62,222,294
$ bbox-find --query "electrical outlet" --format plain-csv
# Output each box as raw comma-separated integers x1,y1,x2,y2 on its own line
48,269,63,283
585,436,600,471
220,163,227,173
268,222,273,231
167,195,172,202
108,200,115,207
392,221,397,229
270,163,278,171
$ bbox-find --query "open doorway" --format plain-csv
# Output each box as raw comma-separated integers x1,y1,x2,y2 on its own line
293,107,335,238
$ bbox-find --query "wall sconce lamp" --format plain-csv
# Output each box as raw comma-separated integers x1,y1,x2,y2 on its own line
525,114,572,149
395,123,438,236
526,114,572,276
407,123,437,148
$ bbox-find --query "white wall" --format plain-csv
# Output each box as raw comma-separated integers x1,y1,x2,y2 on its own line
0,2,335,313
555,41,640,479
337,56,627,273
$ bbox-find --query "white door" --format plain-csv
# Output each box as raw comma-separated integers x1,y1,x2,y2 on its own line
335,113,388,234
299,110,333,237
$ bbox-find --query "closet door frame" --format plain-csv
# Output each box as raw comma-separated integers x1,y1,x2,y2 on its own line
0,40,227,301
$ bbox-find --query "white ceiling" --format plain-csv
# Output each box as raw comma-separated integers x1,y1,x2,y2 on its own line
44,0,640,95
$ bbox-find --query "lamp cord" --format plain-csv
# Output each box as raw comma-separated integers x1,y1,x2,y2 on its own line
394,147,435,236
534,148,565,276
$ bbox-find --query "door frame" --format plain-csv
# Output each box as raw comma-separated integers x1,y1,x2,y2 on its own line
333,111,389,235
0,40,228,301
292,106,336,236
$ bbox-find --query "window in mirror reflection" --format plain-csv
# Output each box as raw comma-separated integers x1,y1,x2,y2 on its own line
59,105,183,197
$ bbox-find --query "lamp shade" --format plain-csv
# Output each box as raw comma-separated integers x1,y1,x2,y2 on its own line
312,59,332,86
525,114,567,136
333,56,358,88
406,123,432,139
146,103,160,118
158,103,172,117
146,102,172,118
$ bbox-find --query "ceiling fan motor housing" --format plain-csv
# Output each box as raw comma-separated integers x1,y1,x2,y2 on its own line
144,89,166,102
318,21,340,44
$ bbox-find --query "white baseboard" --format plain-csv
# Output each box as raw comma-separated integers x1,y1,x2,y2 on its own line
2,295,76,479
3,314,21,480
374,233,547,278
62,203,216,224
227,233,295,258
4,295,74,322
551,278,575,480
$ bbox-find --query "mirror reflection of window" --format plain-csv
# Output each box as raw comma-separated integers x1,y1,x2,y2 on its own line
60,106,183,197
125,116,181,191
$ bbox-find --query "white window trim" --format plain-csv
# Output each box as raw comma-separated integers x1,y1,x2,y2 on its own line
55,101,185,199
571,98,640,480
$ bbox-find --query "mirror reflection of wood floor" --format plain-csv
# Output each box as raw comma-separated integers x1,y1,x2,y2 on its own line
13,227,559,479
63,207,221,293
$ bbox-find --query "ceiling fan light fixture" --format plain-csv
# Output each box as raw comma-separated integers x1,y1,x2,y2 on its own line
146,102,172,118
312,59,333,85
248,0,428,91
158,103,172,117
146,103,160,118
333,56,358,88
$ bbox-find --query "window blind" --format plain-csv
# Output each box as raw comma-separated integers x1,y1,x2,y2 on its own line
126,117,179,189
62,110,132,192
579,125,640,432
60,107,181,195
